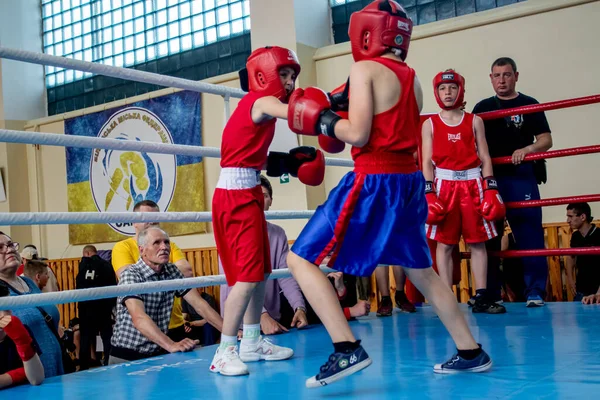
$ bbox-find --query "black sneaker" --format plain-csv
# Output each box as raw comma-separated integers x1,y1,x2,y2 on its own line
472,297,507,314
305,344,372,388
468,294,504,308
434,349,492,374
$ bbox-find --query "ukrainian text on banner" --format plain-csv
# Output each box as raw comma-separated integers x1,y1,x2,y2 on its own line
65,91,206,244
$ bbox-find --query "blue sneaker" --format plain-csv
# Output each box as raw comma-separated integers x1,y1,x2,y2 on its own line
526,294,545,307
306,344,372,388
433,350,492,374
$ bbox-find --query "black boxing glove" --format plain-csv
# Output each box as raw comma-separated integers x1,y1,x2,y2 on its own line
265,147,325,186
328,78,350,113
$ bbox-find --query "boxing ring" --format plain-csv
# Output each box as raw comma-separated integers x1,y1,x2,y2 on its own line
1,45,600,398
2,303,598,399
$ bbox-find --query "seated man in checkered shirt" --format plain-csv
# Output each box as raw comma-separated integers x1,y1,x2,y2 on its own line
109,227,223,364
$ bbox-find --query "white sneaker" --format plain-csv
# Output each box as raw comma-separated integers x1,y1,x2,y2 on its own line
526,294,545,307
209,345,249,376
239,336,294,362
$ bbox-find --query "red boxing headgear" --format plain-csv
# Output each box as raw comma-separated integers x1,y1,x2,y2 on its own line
245,46,301,102
433,70,466,110
348,0,413,62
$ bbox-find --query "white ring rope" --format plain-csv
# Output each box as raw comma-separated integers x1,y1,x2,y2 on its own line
1,128,221,158
0,46,246,99
0,210,316,226
224,94,232,122
0,267,335,310
0,128,355,168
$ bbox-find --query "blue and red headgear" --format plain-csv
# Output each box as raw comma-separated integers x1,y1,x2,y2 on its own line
239,46,301,103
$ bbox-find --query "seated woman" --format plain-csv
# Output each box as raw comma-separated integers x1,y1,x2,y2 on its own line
0,232,64,378
0,284,44,388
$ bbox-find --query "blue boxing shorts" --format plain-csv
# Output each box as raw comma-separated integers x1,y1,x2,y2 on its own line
291,153,433,277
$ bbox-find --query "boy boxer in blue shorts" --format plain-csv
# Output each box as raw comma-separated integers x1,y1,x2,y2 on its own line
286,0,493,388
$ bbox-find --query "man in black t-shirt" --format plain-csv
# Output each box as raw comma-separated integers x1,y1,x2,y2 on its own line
566,203,600,300
472,57,552,308
76,245,117,369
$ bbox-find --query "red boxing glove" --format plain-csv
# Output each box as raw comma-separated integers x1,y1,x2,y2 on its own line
319,80,348,153
7,367,27,385
288,87,341,138
3,316,36,362
425,181,447,225
289,147,325,186
480,177,506,221
318,134,345,154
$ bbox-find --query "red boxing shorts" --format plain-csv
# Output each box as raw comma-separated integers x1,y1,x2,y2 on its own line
425,167,498,245
212,168,271,286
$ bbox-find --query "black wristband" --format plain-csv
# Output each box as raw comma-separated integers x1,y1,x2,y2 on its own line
425,181,434,194
483,176,498,190
317,110,341,138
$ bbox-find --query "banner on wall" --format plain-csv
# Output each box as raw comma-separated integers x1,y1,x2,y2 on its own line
65,91,207,245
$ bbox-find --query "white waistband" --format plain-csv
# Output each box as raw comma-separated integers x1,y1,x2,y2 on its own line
435,167,481,181
217,168,260,189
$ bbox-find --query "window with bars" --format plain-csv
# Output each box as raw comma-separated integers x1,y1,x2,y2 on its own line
42,0,251,88
330,0,527,44
41,0,252,115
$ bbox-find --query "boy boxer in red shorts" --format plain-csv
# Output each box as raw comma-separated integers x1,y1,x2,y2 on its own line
422,69,506,314
210,46,325,376
285,1,494,388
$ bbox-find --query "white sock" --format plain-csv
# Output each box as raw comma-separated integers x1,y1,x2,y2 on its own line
241,323,261,346
219,334,237,350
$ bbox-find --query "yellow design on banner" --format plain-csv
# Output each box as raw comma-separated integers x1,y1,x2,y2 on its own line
67,163,207,244
65,91,206,244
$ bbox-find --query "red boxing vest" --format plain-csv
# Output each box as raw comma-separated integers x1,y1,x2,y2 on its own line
351,57,420,161
429,112,481,171
220,91,276,170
